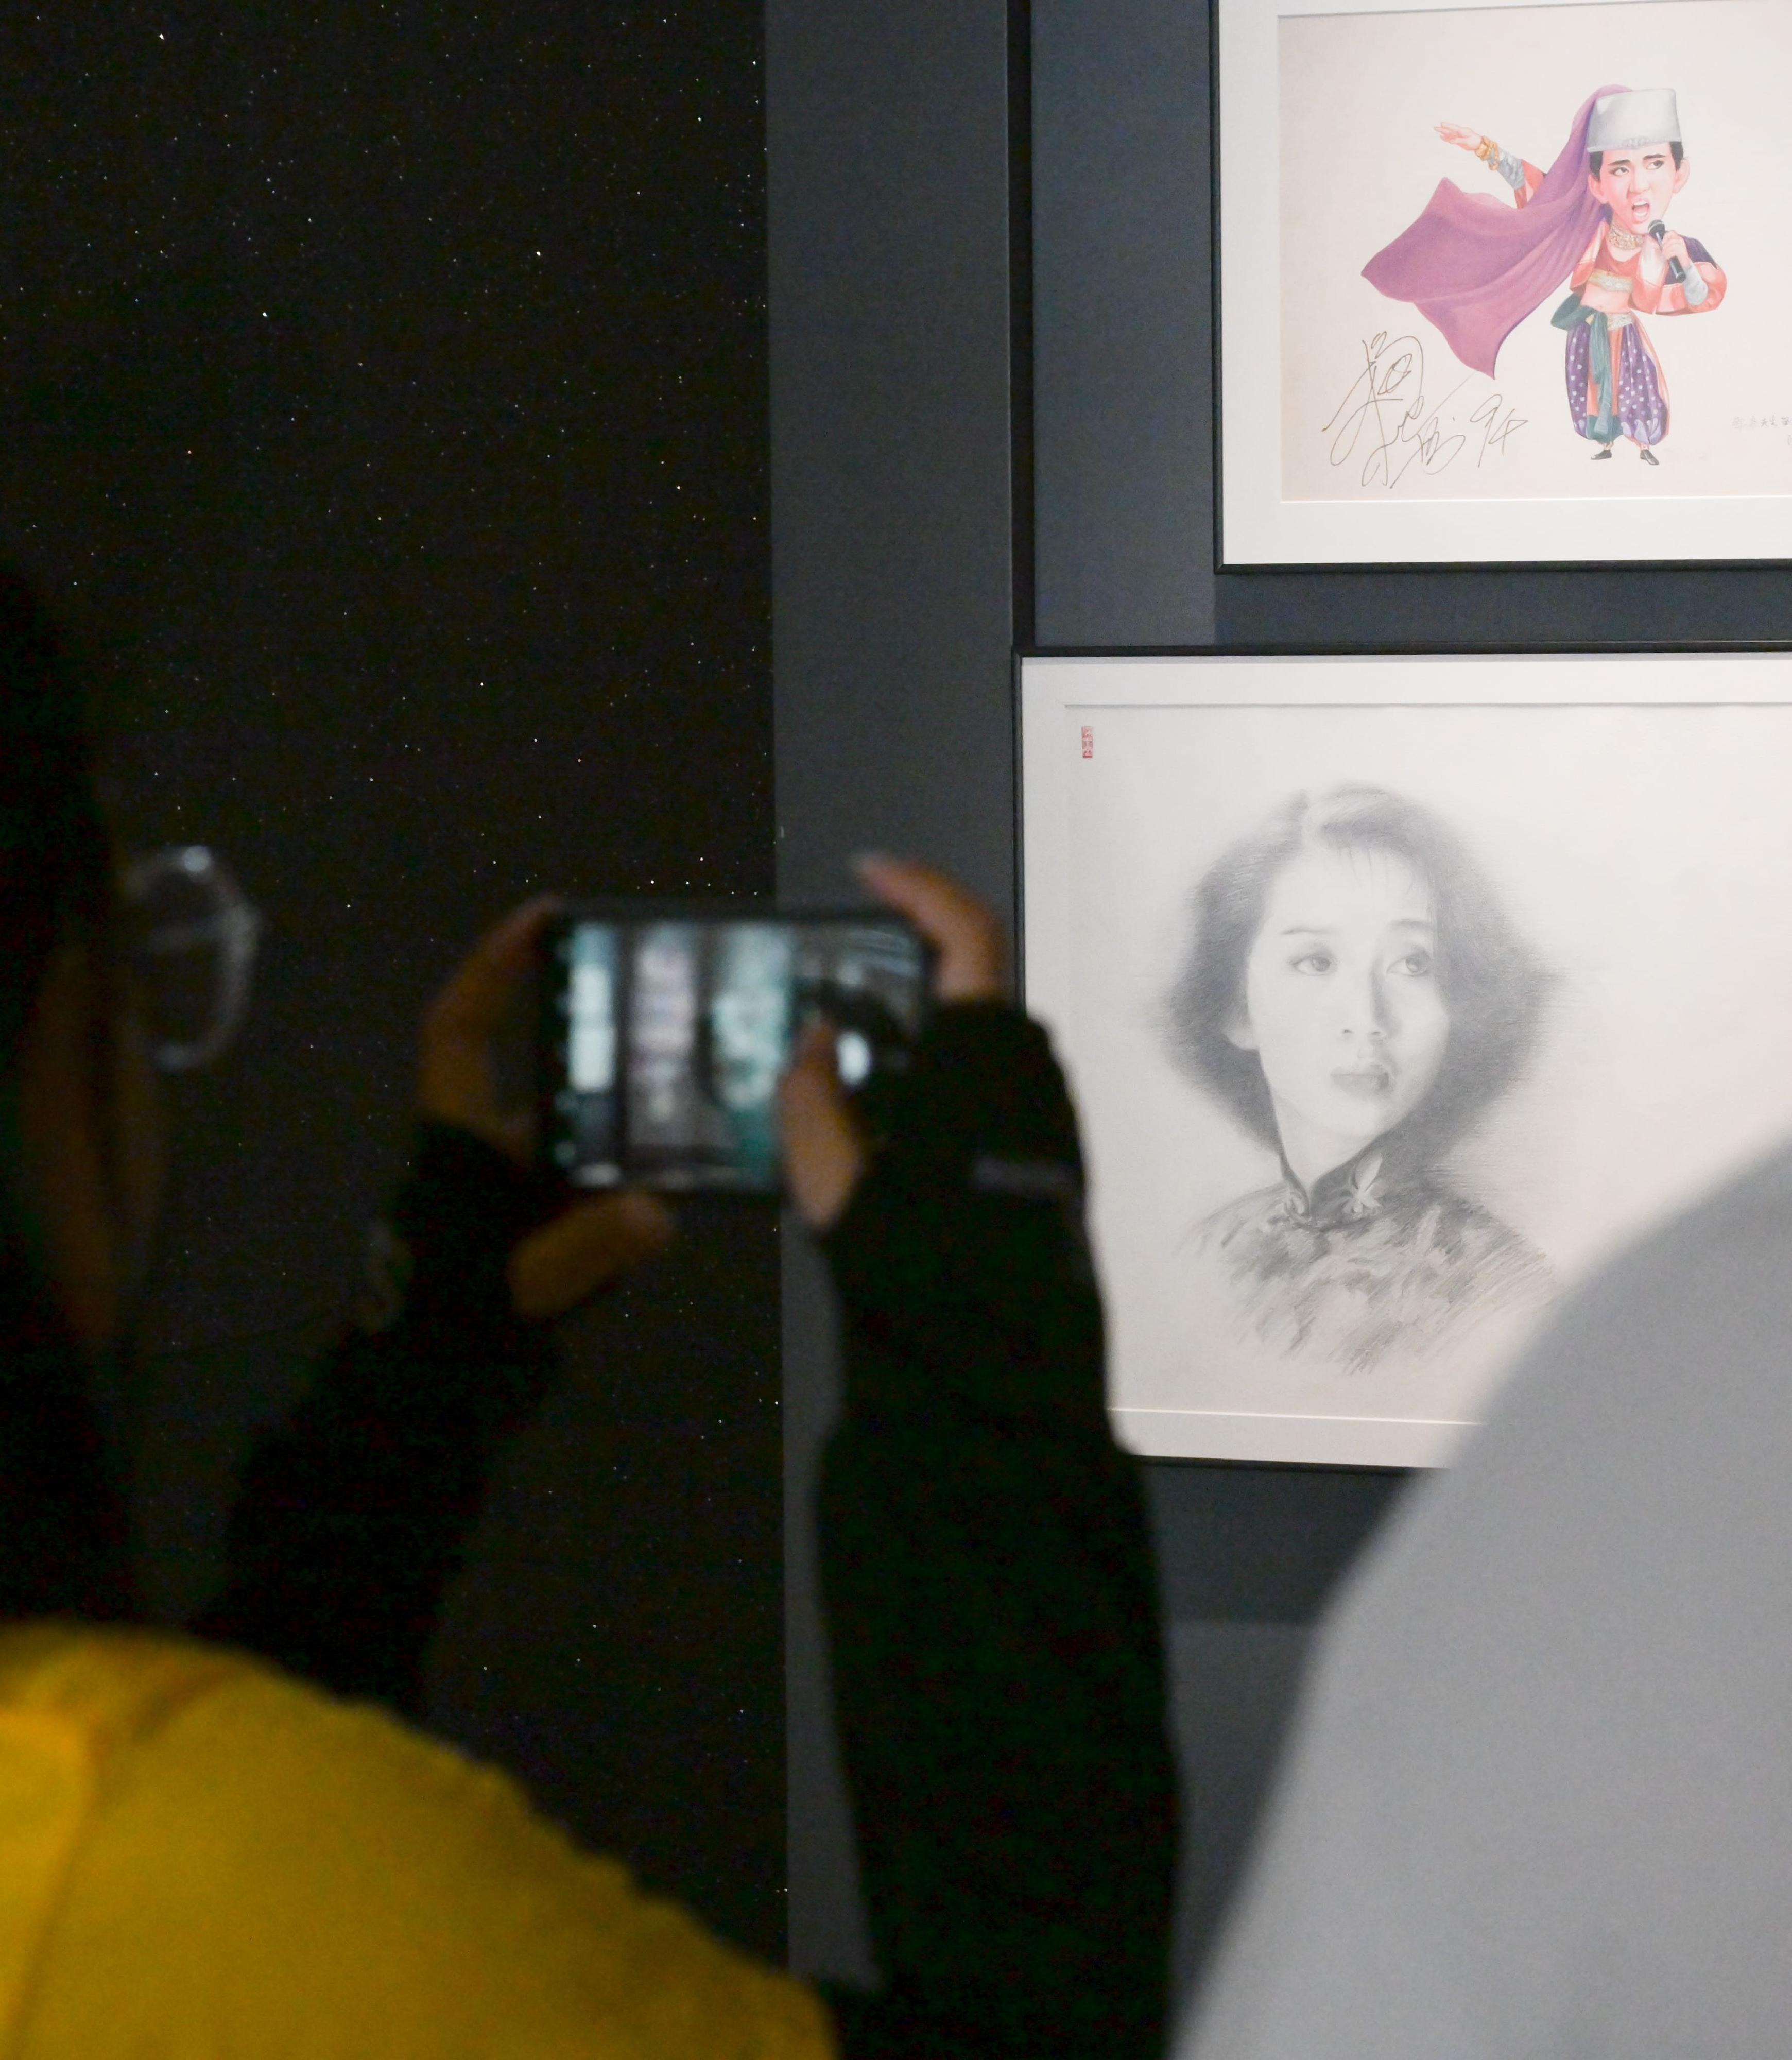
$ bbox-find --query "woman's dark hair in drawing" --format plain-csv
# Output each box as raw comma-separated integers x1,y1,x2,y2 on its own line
1166,784,1548,1159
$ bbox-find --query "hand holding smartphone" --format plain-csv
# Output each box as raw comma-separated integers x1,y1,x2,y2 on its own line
537,905,934,1193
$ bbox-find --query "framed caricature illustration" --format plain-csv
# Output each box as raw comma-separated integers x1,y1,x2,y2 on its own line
1021,651,1792,1465
1217,0,1792,566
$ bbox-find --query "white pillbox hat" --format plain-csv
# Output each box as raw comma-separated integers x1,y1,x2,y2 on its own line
1588,89,1681,152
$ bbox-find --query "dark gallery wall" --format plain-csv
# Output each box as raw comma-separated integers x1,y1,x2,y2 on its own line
1031,0,1214,646
766,0,1020,1984
2,4,786,1959
776,0,1714,2006
765,0,1376,1999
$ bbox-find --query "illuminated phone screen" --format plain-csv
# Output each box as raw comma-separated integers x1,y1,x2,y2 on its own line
541,911,931,1192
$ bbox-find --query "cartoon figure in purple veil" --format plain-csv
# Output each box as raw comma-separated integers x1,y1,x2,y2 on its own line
1365,88,1727,466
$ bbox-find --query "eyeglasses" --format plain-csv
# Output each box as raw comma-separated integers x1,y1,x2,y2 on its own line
119,847,264,1074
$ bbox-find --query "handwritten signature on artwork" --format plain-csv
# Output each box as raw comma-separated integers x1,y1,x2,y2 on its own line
1322,333,1526,487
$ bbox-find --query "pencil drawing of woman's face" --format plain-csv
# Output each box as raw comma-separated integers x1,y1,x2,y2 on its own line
1226,844,1450,1174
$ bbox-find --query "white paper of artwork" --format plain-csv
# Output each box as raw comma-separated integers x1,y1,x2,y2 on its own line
1022,653,1792,1464
1219,0,1792,564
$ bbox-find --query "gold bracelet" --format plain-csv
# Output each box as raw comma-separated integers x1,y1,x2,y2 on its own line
1475,134,1498,163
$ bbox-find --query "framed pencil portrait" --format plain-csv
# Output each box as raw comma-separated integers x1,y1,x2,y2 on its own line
1021,650,1792,1466
1217,0,1792,568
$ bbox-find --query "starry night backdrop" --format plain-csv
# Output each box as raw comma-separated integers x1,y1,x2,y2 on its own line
2,3,784,1954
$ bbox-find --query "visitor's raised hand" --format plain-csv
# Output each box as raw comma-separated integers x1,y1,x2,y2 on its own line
1436,122,1484,153
419,897,674,1319
779,857,1006,1230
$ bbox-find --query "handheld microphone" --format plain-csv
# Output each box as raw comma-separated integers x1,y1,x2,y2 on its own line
1649,221,1688,285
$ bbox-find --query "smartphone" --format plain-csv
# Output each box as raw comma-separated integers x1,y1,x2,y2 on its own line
538,904,934,1193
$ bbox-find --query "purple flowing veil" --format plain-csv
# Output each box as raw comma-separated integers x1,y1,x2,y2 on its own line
1361,87,1622,377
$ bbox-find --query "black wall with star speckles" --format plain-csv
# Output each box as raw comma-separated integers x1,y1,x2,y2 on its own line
2,2,785,1959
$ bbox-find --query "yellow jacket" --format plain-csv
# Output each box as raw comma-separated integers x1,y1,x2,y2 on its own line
0,1623,833,2057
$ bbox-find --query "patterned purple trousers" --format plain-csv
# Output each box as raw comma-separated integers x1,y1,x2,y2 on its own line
1565,318,1668,448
